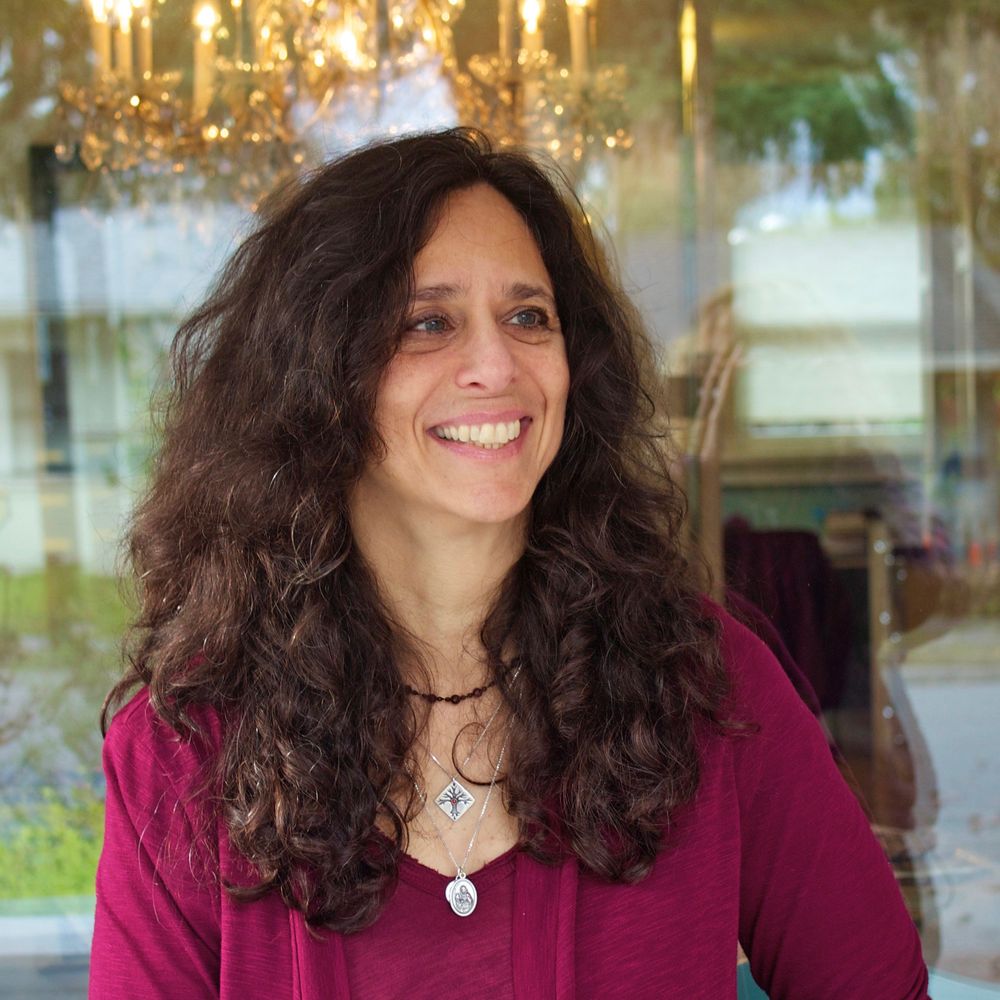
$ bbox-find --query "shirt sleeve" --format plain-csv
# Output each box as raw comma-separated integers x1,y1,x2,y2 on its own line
89,692,222,999
724,614,931,1000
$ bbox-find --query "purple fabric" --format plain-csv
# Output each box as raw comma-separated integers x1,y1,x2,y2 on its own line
725,587,823,718
724,518,854,711
89,609,929,999
726,587,874,820
342,850,517,998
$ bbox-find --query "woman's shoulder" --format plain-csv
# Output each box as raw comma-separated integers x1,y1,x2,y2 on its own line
103,687,225,804
701,597,823,737
701,597,787,682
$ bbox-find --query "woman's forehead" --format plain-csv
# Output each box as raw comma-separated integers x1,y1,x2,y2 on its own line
411,186,551,286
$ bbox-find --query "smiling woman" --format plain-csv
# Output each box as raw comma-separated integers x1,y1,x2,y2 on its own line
89,128,929,999
350,184,569,533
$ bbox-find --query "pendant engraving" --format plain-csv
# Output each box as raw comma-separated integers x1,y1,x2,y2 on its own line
434,778,475,822
445,876,477,916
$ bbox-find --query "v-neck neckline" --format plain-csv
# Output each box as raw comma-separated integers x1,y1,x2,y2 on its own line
395,841,519,898
290,849,578,999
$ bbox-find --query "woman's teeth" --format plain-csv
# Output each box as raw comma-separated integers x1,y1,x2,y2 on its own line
432,420,522,449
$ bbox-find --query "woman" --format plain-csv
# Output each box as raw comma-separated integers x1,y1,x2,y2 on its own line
90,129,928,998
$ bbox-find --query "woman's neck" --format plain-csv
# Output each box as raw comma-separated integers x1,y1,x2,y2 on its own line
349,503,525,689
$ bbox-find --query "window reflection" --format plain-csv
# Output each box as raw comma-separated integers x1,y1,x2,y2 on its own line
645,0,1000,986
0,1,998,995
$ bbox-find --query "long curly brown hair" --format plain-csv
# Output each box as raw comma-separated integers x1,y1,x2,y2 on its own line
105,128,728,933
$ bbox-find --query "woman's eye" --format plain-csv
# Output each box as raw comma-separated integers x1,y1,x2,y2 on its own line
406,314,450,334
508,307,550,328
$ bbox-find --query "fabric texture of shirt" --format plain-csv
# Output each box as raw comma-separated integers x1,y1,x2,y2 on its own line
89,608,931,999
343,848,517,999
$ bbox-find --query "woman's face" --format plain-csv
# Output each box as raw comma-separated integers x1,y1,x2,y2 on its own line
353,183,570,532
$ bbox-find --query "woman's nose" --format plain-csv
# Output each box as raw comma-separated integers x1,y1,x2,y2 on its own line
454,321,517,392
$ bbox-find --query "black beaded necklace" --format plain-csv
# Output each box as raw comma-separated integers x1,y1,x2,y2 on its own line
403,678,497,705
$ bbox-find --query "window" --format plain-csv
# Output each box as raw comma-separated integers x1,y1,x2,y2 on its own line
1,2,997,995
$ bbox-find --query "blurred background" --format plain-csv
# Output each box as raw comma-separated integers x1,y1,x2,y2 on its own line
0,0,998,995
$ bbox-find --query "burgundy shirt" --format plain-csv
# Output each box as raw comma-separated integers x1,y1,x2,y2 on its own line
344,850,518,998
89,610,930,999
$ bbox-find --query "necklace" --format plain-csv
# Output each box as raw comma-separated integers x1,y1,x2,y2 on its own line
409,728,510,917
421,665,520,823
404,679,497,705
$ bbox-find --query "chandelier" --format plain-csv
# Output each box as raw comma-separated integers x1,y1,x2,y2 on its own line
464,0,631,162
57,0,630,197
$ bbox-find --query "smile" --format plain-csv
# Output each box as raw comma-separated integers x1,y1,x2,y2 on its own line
431,419,524,450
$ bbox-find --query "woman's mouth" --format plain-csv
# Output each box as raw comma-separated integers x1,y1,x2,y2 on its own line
431,418,525,450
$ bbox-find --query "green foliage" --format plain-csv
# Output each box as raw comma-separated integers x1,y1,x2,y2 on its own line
0,787,104,900
0,570,128,796
711,24,915,166
714,67,912,164
0,568,130,642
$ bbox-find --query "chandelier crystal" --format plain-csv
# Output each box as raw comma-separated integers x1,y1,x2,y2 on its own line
57,0,630,199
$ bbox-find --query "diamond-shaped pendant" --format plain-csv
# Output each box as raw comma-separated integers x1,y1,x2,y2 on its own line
434,778,475,822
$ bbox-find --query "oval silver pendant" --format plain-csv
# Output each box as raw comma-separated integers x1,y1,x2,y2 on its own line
445,876,477,917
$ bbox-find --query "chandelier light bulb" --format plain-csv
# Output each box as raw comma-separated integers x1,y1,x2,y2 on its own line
333,24,361,66
112,0,134,79
114,0,133,27
194,2,221,37
88,0,113,77
565,0,588,83
192,2,220,115
88,0,111,22
679,0,696,132
520,0,543,35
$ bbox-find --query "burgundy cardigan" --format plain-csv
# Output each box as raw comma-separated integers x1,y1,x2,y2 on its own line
89,610,929,999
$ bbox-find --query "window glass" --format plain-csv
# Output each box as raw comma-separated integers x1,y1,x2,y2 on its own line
0,2,997,995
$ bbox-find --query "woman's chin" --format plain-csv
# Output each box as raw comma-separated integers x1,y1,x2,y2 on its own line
435,491,532,529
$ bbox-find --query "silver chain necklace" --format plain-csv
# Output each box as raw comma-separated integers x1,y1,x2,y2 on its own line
420,665,521,823
409,728,510,917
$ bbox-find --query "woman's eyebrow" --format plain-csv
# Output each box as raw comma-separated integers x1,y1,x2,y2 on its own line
410,282,556,306
411,283,463,302
504,282,556,306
